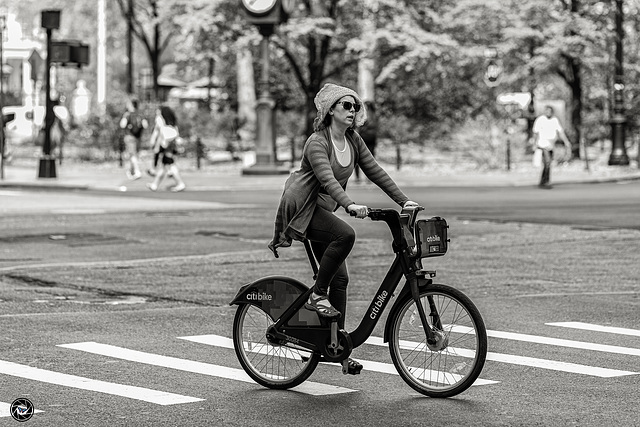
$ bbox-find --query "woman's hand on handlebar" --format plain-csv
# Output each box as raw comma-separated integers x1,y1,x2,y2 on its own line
403,200,420,209
347,204,369,219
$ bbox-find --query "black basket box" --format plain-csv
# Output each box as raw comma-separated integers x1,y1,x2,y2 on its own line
416,217,449,258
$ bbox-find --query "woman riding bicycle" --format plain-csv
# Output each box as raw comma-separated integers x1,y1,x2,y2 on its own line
268,83,418,371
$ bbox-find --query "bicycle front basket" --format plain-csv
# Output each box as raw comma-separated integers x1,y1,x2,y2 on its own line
415,217,449,258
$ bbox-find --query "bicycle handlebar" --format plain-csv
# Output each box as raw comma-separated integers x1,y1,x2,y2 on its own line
351,206,425,251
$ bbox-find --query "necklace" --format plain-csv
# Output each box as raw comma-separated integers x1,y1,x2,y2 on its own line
330,130,347,153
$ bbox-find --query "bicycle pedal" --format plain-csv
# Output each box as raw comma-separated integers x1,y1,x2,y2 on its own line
341,360,363,375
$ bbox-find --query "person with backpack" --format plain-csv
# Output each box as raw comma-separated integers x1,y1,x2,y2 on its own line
146,105,186,192
119,98,148,180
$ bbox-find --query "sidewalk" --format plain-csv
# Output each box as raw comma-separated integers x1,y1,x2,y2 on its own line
1,151,639,192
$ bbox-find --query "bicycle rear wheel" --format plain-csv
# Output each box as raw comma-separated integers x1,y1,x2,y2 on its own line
388,283,487,398
233,303,320,389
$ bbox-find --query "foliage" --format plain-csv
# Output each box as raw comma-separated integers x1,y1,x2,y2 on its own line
113,0,187,94
5,0,640,161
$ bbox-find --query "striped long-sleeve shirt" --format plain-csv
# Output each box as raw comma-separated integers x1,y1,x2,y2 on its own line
268,128,409,257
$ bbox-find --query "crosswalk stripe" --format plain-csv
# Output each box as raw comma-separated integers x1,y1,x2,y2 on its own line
0,402,44,418
547,322,640,337
59,342,355,396
365,337,636,378
449,325,640,357
178,334,499,386
0,360,202,406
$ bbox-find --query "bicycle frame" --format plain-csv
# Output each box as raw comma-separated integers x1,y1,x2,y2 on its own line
230,207,436,356
349,207,435,347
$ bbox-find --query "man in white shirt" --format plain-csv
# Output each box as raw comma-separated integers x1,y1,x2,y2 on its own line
532,106,572,189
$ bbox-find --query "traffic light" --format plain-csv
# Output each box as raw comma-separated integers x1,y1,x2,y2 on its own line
50,41,90,67
484,59,502,87
483,47,502,88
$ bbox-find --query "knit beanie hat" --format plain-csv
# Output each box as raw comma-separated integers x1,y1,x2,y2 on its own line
313,83,367,132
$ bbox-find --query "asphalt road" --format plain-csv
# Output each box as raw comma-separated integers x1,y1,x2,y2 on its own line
1,181,639,426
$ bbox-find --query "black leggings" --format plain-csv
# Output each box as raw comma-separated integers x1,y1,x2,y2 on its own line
306,206,356,328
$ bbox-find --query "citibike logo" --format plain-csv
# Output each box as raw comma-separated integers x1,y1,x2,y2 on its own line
246,291,273,301
369,290,389,320
425,235,441,243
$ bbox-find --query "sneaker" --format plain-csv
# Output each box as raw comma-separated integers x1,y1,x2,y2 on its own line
305,293,341,318
146,183,158,191
171,183,186,192
130,172,142,180
146,169,156,177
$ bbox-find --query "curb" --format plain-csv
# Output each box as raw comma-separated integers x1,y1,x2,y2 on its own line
1,163,640,191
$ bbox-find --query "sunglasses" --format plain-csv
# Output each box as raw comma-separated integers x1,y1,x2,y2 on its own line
335,101,361,112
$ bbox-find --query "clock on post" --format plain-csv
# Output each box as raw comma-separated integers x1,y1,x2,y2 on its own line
241,0,293,27
240,0,295,176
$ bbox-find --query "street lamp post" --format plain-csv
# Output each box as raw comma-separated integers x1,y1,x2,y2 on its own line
39,9,61,179
240,0,292,175
248,24,280,173
0,14,6,180
608,0,630,166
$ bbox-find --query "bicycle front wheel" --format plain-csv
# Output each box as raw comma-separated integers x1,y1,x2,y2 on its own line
388,283,487,398
232,303,320,389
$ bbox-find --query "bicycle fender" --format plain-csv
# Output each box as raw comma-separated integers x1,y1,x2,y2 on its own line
382,277,432,343
229,276,321,326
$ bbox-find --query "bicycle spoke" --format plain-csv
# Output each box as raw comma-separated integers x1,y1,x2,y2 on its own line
389,286,487,397
233,303,319,388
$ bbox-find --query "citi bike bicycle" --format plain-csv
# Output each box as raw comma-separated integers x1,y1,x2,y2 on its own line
230,206,487,398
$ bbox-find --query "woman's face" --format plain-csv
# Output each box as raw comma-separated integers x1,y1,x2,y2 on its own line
331,96,358,127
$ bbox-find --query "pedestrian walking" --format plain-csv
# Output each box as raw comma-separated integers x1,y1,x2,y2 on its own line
146,105,186,192
532,106,572,189
51,99,69,165
119,98,148,180
268,83,418,373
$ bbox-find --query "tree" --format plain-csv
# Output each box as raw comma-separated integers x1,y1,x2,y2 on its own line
272,0,458,137
114,0,182,99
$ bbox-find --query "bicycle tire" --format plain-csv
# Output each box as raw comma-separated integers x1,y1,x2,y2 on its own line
233,303,320,389
388,283,487,398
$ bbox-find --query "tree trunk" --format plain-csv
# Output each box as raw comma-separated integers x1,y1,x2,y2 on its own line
570,59,582,159
126,0,133,94
153,22,160,100
237,47,257,142
357,2,376,103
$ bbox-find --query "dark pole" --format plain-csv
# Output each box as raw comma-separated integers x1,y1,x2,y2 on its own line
608,0,630,165
38,27,56,178
0,15,5,180
207,56,214,106
38,10,60,178
242,24,287,175
526,41,536,145
126,0,133,94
